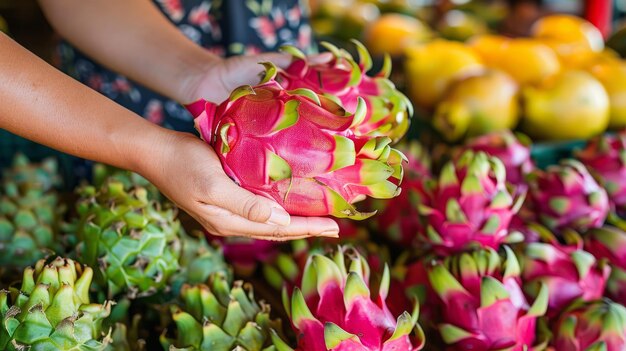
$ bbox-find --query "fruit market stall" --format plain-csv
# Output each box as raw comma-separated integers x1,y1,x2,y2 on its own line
3,0,626,350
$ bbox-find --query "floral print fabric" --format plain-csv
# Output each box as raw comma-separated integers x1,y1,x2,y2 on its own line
56,0,314,133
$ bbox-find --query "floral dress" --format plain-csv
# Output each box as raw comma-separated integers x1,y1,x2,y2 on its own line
56,0,314,133
0,0,313,182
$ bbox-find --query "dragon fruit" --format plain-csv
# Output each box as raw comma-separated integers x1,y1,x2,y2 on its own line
428,247,549,350
585,226,626,305
274,245,425,351
193,62,405,220
551,299,626,351
209,236,280,277
526,159,610,232
463,131,534,189
368,140,431,246
418,150,525,254
576,133,626,215
521,226,610,317
278,40,413,143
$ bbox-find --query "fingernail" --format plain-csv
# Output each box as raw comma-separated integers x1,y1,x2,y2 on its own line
319,230,339,238
267,207,291,226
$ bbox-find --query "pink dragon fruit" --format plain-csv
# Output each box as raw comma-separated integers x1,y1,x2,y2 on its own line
278,40,413,143
273,245,425,351
521,226,610,317
464,131,534,188
576,133,626,215
418,150,525,254
193,62,405,219
427,246,549,350
369,140,431,246
388,255,437,323
551,299,626,351
526,159,610,232
585,226,626,305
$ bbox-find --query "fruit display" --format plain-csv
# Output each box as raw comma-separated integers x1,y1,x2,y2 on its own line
7,10,626,350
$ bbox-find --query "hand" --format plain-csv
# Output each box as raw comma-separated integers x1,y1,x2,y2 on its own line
141,131,340,240
182,52,333,104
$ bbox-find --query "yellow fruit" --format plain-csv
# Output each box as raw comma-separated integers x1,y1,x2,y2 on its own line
404,39,484,109
531,14,604,68
588,60,626,129
433,69,519,141
522,70,609,141
496,38,561,86
364,13,431,56
468,34,508,67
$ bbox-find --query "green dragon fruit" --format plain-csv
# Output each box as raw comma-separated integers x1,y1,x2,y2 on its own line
0,154,63,270
72,180,182,299
521,225,610,317
276,245,425,351
526,159,609,232
0,257,112,350
576,133,626,216
551,299,626,351
160,271,283,351
192,62,405,220
369,140,431,246
92,163,161,200
278,40,413,142
585,226,626,306
427,247,549,350
463,131,534,189
418,150,525,254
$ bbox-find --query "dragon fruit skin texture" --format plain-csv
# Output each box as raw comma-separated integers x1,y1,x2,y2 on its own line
278,40,413,143
418,151,525,254
526,160,610,232
522,230,610,317
193,63,405,220
586,226,626,305
551,299,626,351
463,131,534,189
576,133,626,215
275,245,425,351
428,247,549,350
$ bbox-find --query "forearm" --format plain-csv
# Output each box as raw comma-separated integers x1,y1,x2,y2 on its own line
38,0,216,103
0,33,175,174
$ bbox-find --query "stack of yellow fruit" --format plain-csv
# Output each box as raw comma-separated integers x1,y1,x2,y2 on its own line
403,14,621,142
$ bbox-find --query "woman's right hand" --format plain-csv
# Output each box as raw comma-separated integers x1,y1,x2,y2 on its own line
140,131,340,241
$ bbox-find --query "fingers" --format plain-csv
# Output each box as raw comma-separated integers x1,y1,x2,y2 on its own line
254,52,293,69
306,52,333,65
206,176,291,226
195,203,339,241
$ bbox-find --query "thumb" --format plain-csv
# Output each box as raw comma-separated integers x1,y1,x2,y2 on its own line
211,175,291,226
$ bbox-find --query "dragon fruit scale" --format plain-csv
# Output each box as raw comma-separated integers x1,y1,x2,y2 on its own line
521,226,610,317
526,159,610,232
551,299,626,351
585,226,626,305
193,62,405,220
428,246,550,350
463,131,534,189
576,133,626,216
418,150,525,254
274,245,425,351
278,40,413,143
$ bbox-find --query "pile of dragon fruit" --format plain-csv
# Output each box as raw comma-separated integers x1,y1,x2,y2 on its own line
2,40,626,350
189,41,626,350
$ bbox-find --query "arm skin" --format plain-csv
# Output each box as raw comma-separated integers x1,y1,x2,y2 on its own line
37,0,292,104
0,33,339,240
